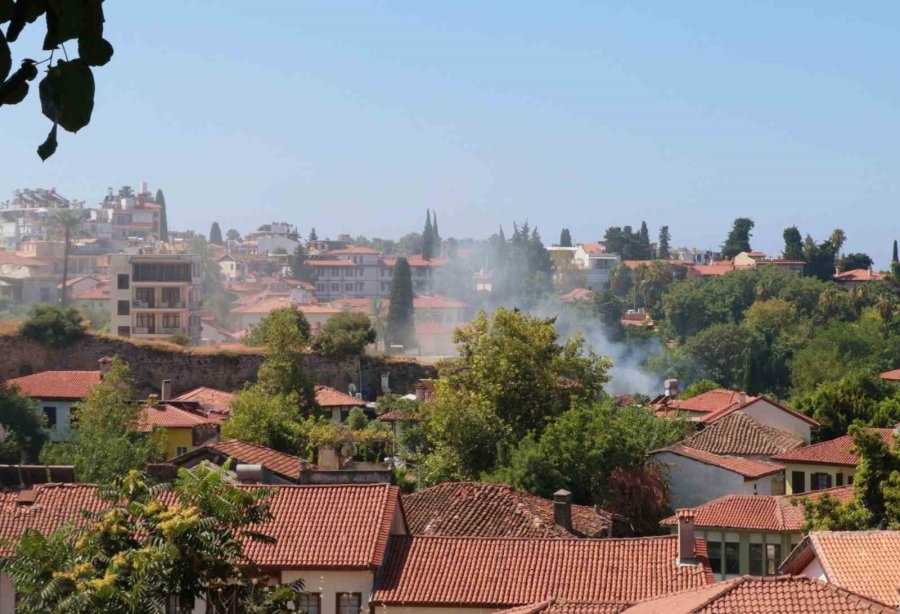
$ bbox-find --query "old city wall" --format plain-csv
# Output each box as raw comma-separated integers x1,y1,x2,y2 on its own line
0,334,436,397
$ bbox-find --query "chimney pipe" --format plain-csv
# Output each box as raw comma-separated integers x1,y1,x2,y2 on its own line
553,489,573,533
161,380,172,402
676,509,697,565
738,392,747,406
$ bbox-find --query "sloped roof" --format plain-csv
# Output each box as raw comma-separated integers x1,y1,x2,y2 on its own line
72,284,110,300
560,288,595,303
402,482,611,538
659,486,855,532
5,370,101,400
0,483,401,569
771,429,896,467
780,531,900,608
497,600,628,614
379,256,449,268
169,439,302,481
315,385,366,408
373,535,712,608
623,576,895,614
413,294,468,309
679,412,803,456
173,386,235,412
703,396,819,427
657,389,754,416
653,446,784,480
329,246,381,255
139,404,217,431
880,369,900,382
834,269,884,282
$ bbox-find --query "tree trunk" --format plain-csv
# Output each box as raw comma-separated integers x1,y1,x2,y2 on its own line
61,229,70,307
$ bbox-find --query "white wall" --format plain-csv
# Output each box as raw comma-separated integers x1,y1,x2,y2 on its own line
741,402,811,442
800,556,827,582
282,570,375,614
36,399,75,441
741,473,777,496
654,451,750,509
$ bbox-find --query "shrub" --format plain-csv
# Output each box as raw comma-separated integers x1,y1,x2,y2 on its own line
19,305,84,348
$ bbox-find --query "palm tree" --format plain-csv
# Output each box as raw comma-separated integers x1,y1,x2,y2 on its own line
875,294,894,323
830,228,846,254
48,209,86,307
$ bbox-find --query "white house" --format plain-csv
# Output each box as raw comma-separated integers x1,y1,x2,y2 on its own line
650,444,785,509
572,243,621,290
4,369,102,441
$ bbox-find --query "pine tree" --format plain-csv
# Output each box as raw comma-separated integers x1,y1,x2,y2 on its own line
422,210,434,260
209,222,223,245
657,226,670,259
431,210,441,257
387,257,415,351
155,189,168,242
559,228,572,247
721,218,755,259
783,226,804,261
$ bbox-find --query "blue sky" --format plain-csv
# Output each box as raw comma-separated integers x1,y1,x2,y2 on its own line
2,1,899,265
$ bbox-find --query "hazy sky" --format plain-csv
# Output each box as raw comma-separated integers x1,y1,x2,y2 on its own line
3,2,899,265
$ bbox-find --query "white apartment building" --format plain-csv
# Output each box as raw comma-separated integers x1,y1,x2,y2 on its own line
572,244,621,290
109,253,203,345
310,248,447,301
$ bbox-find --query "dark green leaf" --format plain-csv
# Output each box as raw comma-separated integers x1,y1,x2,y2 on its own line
43,0,82,50
78,35,112,66
0,31,9,82
39,58,94,132
37,122,57,160
80,0,102,39
0,0,14,24
0,59,36,105
5,0,27,40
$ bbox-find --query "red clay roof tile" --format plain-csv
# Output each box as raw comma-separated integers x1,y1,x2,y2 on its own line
771,429,896,467
315,385,366,408
656,446,784,480
5,370,101,400
679,412,803,456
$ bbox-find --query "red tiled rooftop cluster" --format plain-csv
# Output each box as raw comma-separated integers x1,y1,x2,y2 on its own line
5,370,101,400
771,429,897,467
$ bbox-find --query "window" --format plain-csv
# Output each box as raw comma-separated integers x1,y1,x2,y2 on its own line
162,287,180,306
836,472,844,486
294,593,321,614
766,544,782,575
707,541,722,576
43,407,57,429
345,283,353,291
848,474,854,485
135,287,154,306
811,473,832,490
175,446,188,456
133,262,190,282
331,283,339,291
117,326,130,337
791,470,805,494
117,274,130,289
337,593,361,614
749,543,763,576
724,542,740,575
117,300,130,316
162,314,181,329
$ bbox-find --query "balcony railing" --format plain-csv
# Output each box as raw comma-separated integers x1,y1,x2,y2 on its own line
159,300,185,309
159,327,183,335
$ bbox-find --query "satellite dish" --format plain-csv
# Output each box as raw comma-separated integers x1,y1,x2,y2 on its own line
340,442,357,459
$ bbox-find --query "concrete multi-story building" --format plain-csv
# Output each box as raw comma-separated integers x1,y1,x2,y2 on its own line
247,222,300,255
309,248,447,302
109,253,203,345
572,243,621,289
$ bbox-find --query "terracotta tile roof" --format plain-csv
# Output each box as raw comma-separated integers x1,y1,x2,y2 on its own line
169,439,302,481
139,404,217,431
781,531,900,607
5,370,101,400
0,483,401,569
655,446,784,480
623,576,896,614
880,369,900,382
373,535,712,608
0,252,52,267
498,600,628,614
329,246,381,255
690,263,736,277
679,412,803,456
72,284,111,300
402,482,612,538
306,259,357,267
560,288,595,303
655,389,753,416
771,429,896,467
834,269,884,282
315,385,366,408
579,243,606,255
703,396,819,427
413,294,468,309
172,386,235,413
379,410,422,422
379,256,449,268
659,486,855,532
231,296,296,314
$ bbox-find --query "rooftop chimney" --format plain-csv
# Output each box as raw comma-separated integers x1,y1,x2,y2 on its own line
160,379,172,402
738,392,747,406
676,509,697,565
553,489,573,533
98,356,113,376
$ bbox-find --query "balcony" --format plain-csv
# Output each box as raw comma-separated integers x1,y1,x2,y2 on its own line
132,300,184,309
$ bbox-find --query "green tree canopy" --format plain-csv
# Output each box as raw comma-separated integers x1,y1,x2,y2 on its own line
311,311,376,361
782,225,804,261
0,467,300,613
19,305,84,347
559,228,573,247
721,217,754,259
422,210,434,260
0,385,47,463
39,357,164,483
838,252,874,272
289,243,316,283
155,189,168,242
209,222,223,245
657,226,671,259
243,307,311,348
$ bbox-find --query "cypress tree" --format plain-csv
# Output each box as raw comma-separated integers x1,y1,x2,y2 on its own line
155,189,168,242
657,226,671,259
639,221,650,258
309,227,318,243
386,257,415,351
431,210,441,257
209,222,223,245
893,239,898,264
722,218,755,259
559,228,572,247
422,210,434,260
